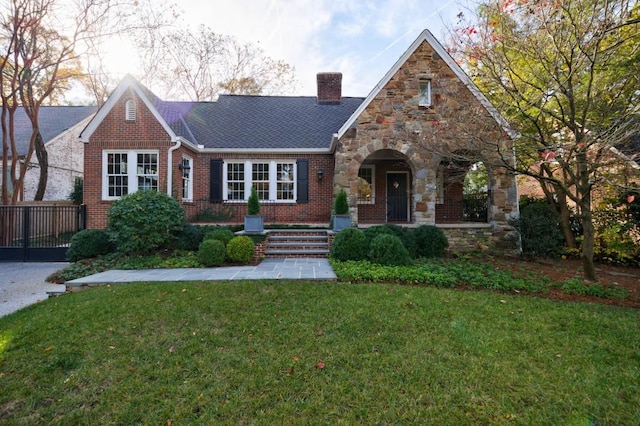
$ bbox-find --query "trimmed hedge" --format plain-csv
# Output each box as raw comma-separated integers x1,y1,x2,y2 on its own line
413,225,449,258
368,233,412,266
204,227,235,246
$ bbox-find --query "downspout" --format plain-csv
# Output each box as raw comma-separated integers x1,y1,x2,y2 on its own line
167,139,182,197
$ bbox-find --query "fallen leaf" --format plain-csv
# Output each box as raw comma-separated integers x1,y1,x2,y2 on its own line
168,345,175,353
317,328,324,336
293,356,299,362
316,361,325,369
42,346,53,353
181,288,187,293
500,300,507,304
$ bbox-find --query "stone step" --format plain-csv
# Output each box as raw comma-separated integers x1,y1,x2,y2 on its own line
264,229,330,258
268,242,329,248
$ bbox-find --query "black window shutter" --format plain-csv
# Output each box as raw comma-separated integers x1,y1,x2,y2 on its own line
210,159,223,203
297,159,309,203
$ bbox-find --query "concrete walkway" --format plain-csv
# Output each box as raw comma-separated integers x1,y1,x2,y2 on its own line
1,262,68,318
67,258,337,285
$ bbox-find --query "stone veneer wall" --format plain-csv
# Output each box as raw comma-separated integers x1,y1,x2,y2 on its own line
333,40,520,255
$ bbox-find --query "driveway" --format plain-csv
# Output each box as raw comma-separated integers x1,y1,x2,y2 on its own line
0,263,67,318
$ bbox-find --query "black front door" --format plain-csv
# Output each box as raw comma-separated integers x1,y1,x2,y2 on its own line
386,173,408,222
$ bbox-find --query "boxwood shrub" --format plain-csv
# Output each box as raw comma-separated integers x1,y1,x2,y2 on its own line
226,235,255,263
413,225,449,258
330,228,368,261
368,233,412,266
198,239,226,267
204,227,235,246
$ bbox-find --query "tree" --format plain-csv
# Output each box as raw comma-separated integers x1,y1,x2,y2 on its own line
446,0,640,281
135,24,297,101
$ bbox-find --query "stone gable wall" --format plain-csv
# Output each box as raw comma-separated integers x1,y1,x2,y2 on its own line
334,40,520,254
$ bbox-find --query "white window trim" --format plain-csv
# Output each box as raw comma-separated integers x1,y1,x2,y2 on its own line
181,156,193,202
102,149,159,200
222,160,297,203
419,80,432,107
357,164,375,204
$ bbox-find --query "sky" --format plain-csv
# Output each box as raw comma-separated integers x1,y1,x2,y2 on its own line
109,0,469,99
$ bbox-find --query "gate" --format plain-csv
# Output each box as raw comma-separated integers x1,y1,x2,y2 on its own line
0,204,86,262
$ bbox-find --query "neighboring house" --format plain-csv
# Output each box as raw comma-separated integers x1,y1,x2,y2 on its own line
1,106,97,201
80,30,521,254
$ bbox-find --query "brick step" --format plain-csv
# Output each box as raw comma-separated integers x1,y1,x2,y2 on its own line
268,242,329,248
264,229,330,258
264,249,329,258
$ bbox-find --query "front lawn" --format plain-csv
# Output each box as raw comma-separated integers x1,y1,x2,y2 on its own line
1,281,638,424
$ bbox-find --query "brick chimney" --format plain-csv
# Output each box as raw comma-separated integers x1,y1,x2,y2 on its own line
317,72,342,104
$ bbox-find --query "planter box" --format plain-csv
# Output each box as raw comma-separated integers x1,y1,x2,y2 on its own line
244,215,264,233
332,215,351,232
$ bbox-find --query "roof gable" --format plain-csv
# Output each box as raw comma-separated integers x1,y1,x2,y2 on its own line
336,29,515,140
11,106,97,157
79,74,180,143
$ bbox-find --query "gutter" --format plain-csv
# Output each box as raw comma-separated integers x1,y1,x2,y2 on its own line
167,139,182,196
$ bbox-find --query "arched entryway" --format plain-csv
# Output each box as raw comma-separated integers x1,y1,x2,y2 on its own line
356,149,413,224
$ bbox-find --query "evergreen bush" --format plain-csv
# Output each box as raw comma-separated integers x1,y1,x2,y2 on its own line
330,228,368,261
226,235,255,263
204,227,235,246
367,233,412,266
511,197,565,258
413,225,449,258
247,187,261,215
66,229,114,261
197,239,226,267
334,189,349,215
107,191,185,255
178,224,203,251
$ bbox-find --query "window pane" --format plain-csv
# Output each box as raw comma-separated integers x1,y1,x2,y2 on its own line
227,163,245,201
276,163,295,200
358,167,373,202
252,163,269,200
419,81,431,107
107,152,128,197
136,153,158,191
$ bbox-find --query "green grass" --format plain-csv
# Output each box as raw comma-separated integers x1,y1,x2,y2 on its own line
1,281,638,424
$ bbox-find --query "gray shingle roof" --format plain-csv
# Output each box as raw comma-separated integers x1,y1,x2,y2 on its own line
12,106,97,156
156,95,364,150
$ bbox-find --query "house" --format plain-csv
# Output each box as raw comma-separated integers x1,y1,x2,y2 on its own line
1,106,97,201
79,29,521,254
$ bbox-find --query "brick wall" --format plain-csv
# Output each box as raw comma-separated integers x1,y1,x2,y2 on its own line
84,89,172,228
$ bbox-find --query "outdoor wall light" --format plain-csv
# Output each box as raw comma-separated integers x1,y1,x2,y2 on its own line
317,169,324,180
178,162,191,171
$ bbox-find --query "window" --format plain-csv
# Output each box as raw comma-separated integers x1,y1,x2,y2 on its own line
357,165,375,204
226,162,245,201
102,150,158,200
252,162,270,200
277,163,295,200
419,80,431,107
181,156,193,201
125,100,136,121
223,160,297,202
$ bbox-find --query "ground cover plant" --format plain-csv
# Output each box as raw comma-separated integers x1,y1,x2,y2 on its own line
1,281,638,424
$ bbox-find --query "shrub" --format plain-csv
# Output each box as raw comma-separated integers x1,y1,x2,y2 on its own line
367,233,412,266
197,239,226,267
381,224,417,258
512,197,565,258
247,187,261,215
334,189,349,215
330,228,368,261
204,227,235,246
107,191,185,255
177,224,203,251
413,225,449,258
226,235,255,263
66,229,114,261
68,177,83,205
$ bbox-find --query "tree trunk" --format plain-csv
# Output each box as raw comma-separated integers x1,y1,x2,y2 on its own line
580,203,597,282
556,192,577,249
34,131,47,201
